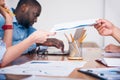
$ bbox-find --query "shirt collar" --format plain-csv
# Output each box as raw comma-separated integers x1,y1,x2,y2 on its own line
10,8,19,25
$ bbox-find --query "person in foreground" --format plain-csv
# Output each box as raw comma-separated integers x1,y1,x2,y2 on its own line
0,30,55,67
0,0,55,67
0,0,64,54
94,19,120,53
0,0,13,48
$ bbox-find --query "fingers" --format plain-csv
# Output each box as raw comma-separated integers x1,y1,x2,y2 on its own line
54,40,64,53
0,6,13,24
61,43,64,53
94,19,104,29
31,30,56,44
104,44,119,53
44,38,64,53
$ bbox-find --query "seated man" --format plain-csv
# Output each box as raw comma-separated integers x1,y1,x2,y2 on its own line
0,0,55,67
0,0,64,54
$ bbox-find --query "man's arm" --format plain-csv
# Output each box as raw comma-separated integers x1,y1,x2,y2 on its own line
111,26,120,43
1,30,55,67
0,5,13,48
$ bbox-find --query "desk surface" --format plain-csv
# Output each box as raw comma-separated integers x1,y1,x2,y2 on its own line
2,42,108,80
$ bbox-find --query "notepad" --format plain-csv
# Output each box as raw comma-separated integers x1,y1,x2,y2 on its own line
51,19,97,32
96,58,120,67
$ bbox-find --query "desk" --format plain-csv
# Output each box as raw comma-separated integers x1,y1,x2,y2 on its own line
3,42,107,80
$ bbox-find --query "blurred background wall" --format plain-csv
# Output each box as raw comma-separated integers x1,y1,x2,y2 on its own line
6,0,120,50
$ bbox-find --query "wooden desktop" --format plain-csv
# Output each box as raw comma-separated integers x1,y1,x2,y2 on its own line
3,42,107,80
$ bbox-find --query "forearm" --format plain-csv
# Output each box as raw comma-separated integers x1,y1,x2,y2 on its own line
1,37,35,67
2,7,13,48
3,29,13,48
112,26,120,43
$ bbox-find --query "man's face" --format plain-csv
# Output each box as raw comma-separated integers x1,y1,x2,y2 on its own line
19,6,41,28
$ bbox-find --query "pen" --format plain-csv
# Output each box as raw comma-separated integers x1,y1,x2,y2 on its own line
31,62,50,64
70,33,74,42
110,70,120,73
64,33,70,42
79,34,87,43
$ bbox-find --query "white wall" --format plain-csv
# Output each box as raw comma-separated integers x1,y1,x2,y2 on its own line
6,0,104,50
104,0,120,47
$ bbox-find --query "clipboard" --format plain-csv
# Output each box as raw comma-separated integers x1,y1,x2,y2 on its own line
78,68,120,80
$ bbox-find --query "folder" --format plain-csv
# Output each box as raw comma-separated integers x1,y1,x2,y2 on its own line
78,68,120,80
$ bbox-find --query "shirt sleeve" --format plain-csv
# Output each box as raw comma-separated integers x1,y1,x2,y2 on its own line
0,40,6,63
28,26,36,34
12,40,37,54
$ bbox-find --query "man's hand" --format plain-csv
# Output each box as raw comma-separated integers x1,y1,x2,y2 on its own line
38,38,64,53
104,44,120,53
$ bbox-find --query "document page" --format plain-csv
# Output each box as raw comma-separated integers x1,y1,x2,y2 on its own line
0,60,86,76
51,19,97,32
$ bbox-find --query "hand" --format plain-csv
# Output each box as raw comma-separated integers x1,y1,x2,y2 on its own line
40,38,64,53
0,0,5,7
104,44,120,53
0,6,13,25
94,19,115,36
29,30,55,43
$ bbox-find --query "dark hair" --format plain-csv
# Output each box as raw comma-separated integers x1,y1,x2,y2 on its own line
16,0,41,11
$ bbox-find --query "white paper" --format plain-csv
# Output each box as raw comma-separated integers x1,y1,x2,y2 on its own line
51,19,97,32
103,58,120,67
22,75,81,80
102,52,120,58
0,60,86,76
